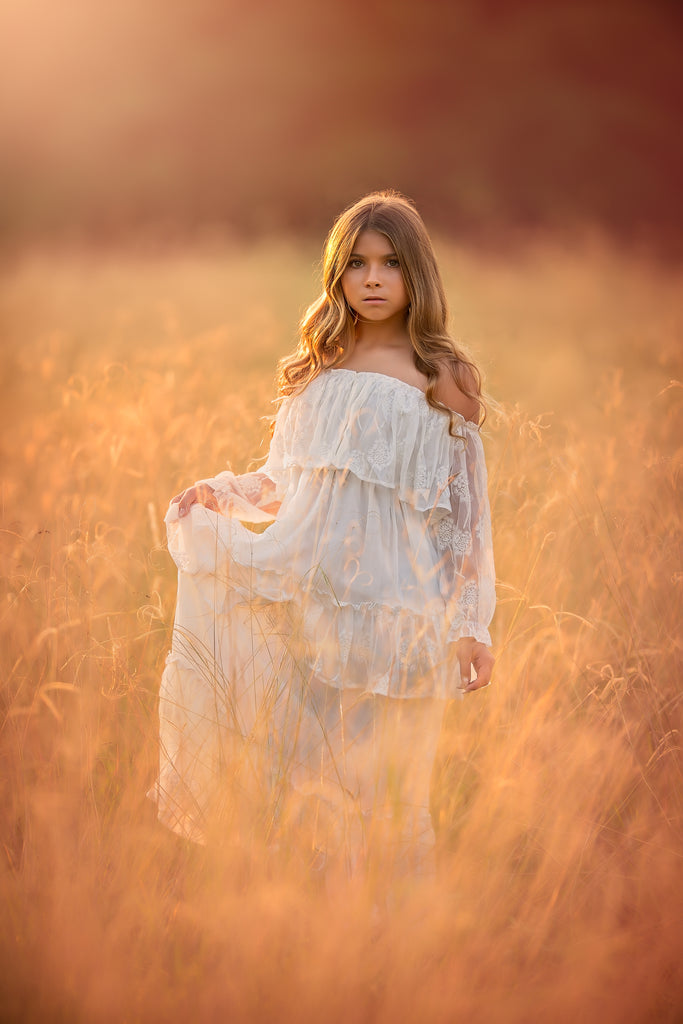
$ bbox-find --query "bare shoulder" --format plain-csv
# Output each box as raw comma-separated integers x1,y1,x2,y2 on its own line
433,359,481,423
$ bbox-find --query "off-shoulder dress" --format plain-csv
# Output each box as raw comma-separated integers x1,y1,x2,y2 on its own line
152,369,495,867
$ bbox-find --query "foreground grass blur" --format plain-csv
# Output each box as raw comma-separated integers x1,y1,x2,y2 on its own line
0,236,681,1022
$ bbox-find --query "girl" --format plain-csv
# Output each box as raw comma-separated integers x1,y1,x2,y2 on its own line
151,191,495,880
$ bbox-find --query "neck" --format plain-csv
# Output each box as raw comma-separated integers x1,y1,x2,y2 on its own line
354,313,411,350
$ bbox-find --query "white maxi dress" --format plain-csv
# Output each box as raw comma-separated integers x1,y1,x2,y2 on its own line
152,369,495,873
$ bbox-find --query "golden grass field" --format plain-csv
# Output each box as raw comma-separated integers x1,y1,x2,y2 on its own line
0,235,681,1022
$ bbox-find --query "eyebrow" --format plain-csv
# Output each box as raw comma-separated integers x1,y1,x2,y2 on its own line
348,251,398,259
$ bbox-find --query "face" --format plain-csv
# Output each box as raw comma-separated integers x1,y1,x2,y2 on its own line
341,229,409,322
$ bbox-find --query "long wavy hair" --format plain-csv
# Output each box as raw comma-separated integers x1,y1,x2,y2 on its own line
277,190,484,430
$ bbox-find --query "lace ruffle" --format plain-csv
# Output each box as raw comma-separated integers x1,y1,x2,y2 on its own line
264,369,471,513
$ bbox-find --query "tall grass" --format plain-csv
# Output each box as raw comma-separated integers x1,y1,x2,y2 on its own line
0,236,681,1022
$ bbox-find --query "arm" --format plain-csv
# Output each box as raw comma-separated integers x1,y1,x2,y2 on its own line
441,427,496,691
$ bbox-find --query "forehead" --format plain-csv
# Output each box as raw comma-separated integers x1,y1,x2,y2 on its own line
350,229,395,254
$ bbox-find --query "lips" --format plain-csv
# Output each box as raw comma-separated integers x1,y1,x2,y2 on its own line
363,297,386,302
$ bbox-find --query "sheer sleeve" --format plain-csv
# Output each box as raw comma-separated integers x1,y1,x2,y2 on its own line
438,426,496,647
196,470,280,524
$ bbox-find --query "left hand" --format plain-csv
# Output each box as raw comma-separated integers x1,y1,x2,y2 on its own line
171,483,220,518
456,637,495,693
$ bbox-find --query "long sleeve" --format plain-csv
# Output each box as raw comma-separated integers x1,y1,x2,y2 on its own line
438,426,496,647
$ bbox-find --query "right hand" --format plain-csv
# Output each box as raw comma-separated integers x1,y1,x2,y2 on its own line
455,637,495,693
171,483,220,517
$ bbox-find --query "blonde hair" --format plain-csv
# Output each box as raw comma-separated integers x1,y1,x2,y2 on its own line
277,190,484,430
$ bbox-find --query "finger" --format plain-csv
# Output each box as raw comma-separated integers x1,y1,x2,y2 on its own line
458,655,471,689
179,486,219,517
472,644,494,675
465,678,490,692
178,488,196,517
197,485,219,513
465,671,491,692
470,663,492,688
465,657,494,692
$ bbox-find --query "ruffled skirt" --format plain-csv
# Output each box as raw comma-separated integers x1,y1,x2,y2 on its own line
152,466,455,859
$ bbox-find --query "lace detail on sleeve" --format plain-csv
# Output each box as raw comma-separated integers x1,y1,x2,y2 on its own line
440,427,496,646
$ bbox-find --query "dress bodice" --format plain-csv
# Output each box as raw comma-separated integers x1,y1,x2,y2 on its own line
265,368,478,515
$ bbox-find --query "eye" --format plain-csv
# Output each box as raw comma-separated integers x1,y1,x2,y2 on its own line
348,258,364,269
386,258,400,268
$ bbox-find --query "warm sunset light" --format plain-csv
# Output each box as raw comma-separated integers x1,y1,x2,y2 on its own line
1,1,681,1021
2,0,682,245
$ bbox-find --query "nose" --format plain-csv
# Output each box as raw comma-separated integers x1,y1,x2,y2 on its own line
364,264,381,287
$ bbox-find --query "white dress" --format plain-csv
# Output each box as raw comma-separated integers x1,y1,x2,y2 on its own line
152,369,495,864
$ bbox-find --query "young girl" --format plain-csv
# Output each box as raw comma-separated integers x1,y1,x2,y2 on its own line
152,191,495,879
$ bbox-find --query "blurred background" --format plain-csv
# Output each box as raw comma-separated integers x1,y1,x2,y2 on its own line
1,4,683,1021
1,0,682,254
